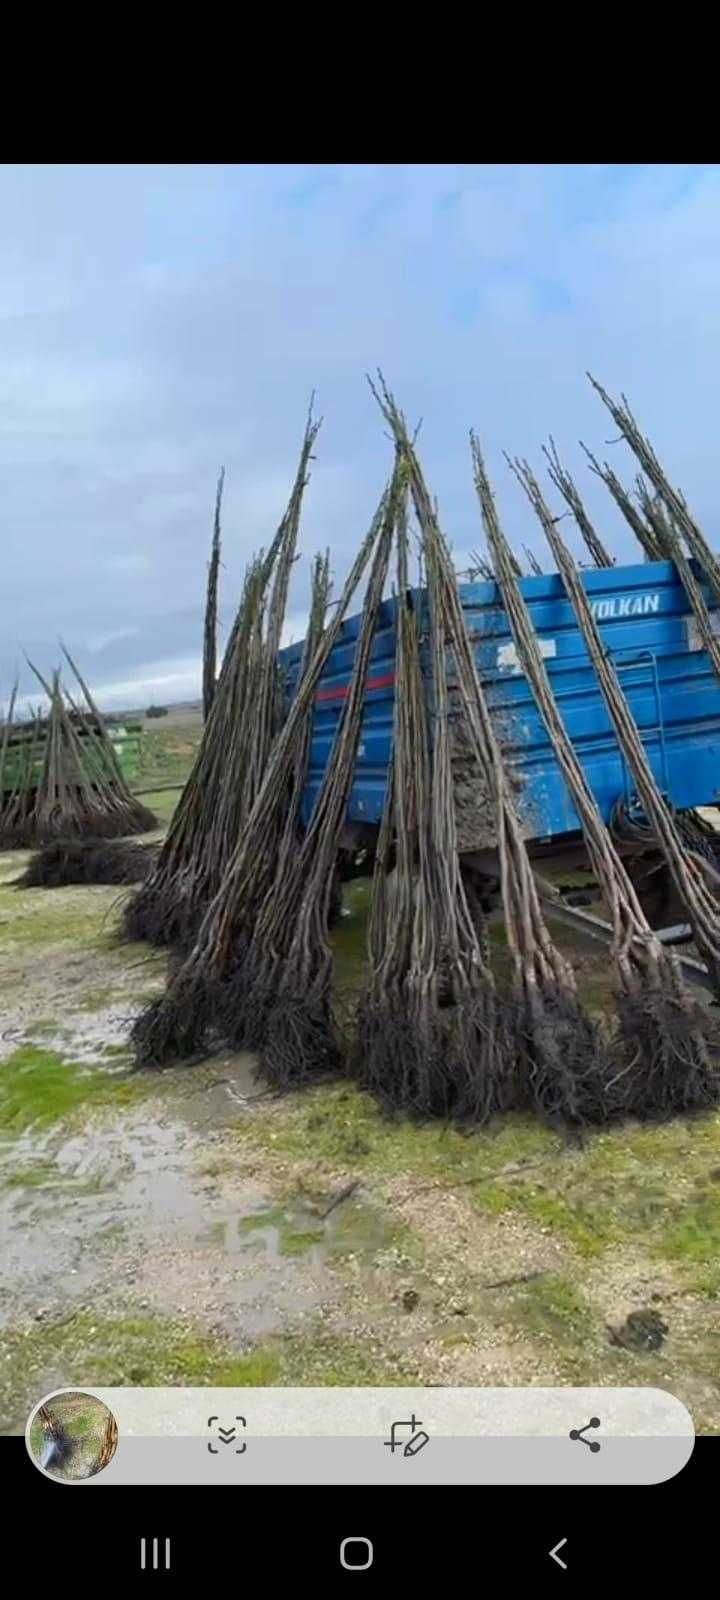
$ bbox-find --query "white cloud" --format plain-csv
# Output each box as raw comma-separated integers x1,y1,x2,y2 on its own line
4,163,720,708
80,629,140,655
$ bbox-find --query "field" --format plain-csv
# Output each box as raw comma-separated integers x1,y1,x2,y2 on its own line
1,710,719,1434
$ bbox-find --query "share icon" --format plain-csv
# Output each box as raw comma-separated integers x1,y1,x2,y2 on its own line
569,1416,601,1453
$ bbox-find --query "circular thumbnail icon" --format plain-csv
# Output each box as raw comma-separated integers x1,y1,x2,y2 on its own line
26,1390,118,1482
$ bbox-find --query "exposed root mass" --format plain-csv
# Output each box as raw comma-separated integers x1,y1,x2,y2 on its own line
20,837,159,888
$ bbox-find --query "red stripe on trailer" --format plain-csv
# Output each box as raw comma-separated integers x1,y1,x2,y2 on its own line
316,671,395,704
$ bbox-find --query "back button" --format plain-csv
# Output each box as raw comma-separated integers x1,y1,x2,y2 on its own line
549,1537,568,1570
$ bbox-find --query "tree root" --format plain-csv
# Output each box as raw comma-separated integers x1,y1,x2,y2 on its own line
615,986,720,1119
215,952,282,1053
0,800,157,850
260,988,344,1089
355,985,510,1123
130,970,223,1068
121,876,200,951
355,996,444,1116
20,838,159,889
516,987,616,1127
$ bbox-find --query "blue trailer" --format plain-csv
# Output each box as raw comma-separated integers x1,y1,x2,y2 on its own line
280,555,720,945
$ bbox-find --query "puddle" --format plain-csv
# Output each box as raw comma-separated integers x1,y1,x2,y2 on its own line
236,1202,326,1260
0,861,383,1357
0,1006,134,1067
212,1192,397,1267
0,1113,207,1319
0,1051,339,1336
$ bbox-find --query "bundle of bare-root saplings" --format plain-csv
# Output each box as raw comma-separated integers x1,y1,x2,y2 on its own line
476,442,720,1117
122,410,320,950
1,653,156,867
118,373,720,1135
19,837,160,889
370,381,614,1127
131,481,394,1070
356,432,506,1123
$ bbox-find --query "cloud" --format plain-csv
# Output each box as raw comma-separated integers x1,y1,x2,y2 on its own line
2,163,720,708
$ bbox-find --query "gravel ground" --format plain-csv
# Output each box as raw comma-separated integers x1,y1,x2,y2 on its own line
1,842,719,1436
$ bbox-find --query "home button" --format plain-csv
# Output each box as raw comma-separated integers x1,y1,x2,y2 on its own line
340,1536,374,1571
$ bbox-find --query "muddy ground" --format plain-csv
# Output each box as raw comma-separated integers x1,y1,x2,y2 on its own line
1,720,719,1434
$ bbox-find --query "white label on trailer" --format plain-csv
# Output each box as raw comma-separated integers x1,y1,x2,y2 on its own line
590,592,660,621
686,611,720,652
498,638,557,674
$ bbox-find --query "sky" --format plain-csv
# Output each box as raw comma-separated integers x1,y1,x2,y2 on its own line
3,161,720,713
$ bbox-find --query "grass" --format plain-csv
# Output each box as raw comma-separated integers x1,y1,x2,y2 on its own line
472,1177,611,1257
229,1082,720,1291
136,789,183,828
235,1082,561,1182
3,1312,414,1430
0,1045,144,1135
332,880,372,999
4,1313,282,1414
134,720,202,791
77,987,116,1013
0,882,117,950
2,1160,59,1189
660,1182,720,1293
122,713,203,830
498,1273,594,1346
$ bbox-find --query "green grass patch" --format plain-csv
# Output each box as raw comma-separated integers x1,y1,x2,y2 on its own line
3,1312,413,1428
472,1178,611,1257
4,1313,282,1406
440,1330,474,1350
331,880,371,1003
233,1086,720,1278
326,1195,412,1260
237,1083,559,1183
499,1273,594,1346
659,1182,720,1293
0,883,118,950
280,1228,323,1256
0,1045,143,1134
2,1160,59,1189
2,1162,109,1198
134,789,182,828
135,725,200,789
470,1118,720,1267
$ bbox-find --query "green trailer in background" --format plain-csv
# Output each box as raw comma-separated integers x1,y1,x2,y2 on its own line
0,717,144,801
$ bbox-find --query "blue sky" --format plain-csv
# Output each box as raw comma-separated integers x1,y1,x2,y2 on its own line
3,162,720,709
